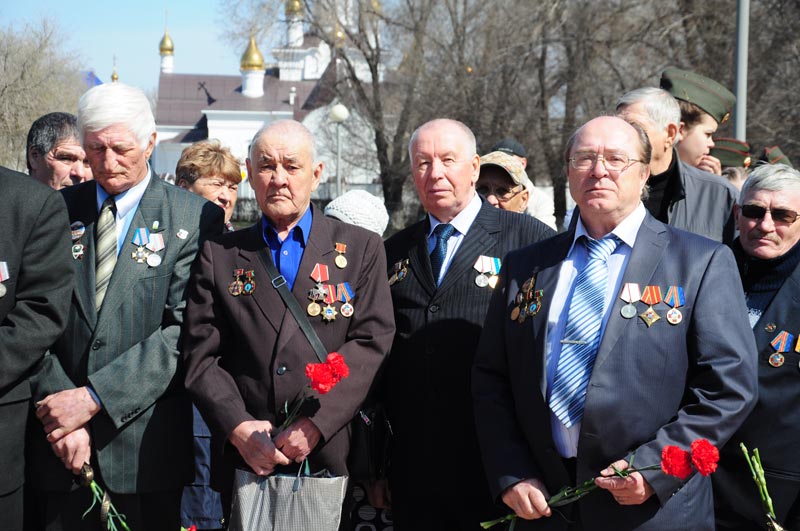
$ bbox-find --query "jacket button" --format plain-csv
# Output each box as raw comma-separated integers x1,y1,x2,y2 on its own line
92,340,102,350
428,304,440,313
276,366,287,376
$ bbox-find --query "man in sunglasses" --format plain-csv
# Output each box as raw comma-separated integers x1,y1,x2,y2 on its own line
714,163,800,530
476,151,531,214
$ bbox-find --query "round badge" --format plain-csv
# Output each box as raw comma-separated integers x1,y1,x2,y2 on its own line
510,306,521,321
307,302,321,317
475,274,489,288
666,308,682,325
620,304,637,319
243,280,256,295
341,303,354,318
335,255,348,269
70,221,86,241
488,275,499,289
146,253,162,268
228,280,243,296
765,323,777,333
0,283,6,298
769,353,785,367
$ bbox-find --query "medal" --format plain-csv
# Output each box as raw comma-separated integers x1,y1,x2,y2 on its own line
511,274,541,322
770,330,794,353
70,221,86,241
619,283,641,319
145,233,165,252
131,227,150,247
322,304,338,321
311,263,330,284
510,306,521,321
389,259,409,286
473,256,501,288
334,243,348,269
0,283,5,298
488,275,499,289
72,244,85,260
228,268,244,296
307,302,321,316
146,253,162,267
0,262,7,298
475,274,489,288
131,246,150,263
388,273,398,286
639,285,662,327
664,286,684,325
242,270,256,295
341,303,354,317
337,282,355,318
769,353,785,367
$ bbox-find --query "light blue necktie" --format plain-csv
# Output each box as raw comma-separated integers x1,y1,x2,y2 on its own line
549,235,620,428
430,223,456,284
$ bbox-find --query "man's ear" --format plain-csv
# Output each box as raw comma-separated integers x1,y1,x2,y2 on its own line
665,123,680,150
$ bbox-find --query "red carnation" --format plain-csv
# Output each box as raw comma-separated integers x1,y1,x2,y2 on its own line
690,439,719,476
188,526,197,531
305,363,337,394
661,445,693,480
326,352,350,380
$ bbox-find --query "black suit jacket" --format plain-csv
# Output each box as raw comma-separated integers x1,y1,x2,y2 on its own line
27,176,223,493
383,199,554,509
0,168,73,496
714,241,800,527
473,212,758,530
182,208,396,493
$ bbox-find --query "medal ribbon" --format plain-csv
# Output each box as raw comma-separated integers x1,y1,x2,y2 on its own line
490,257,501,275
771,331,794,353
233,268,244,279
311,263,330,283
335,243,347,254
323,284,336,304
664,286,685,309
473,256,490,274
0,262,8,282
145,233,165,252
619,283,641,304
640,285,662,306
132,227,150,246
337,282,354,303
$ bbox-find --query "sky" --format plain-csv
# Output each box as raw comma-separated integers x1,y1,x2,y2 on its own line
2,0,245,93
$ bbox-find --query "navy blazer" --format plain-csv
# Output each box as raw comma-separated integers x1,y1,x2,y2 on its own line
473,212,758,530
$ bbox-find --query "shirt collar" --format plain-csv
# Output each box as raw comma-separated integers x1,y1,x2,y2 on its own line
571,202,647,253
96,165,152,218
262,205,313,245
427,192,482,238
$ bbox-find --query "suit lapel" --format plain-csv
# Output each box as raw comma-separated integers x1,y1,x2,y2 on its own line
753,259,800,347
72,183,100,327
593,215,668,371
407,220,436,297
240,223,284,334
436,203,500,296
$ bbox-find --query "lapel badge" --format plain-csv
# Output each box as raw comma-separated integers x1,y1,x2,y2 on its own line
151,220,164,232
176,229,189,240
389,259,409,286
334,242,348,269
0,261,9,298
639,285,662,327
473,256,501,289
765,323,777,333
70,221,86,241
72,244,85,260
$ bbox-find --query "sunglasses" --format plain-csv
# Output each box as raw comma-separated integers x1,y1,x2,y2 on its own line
740,204,800,224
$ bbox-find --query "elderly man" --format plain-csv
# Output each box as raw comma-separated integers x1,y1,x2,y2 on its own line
473,116,757,530
26,83,223,531
176,139,242,233
0,167,74,531
714,164,800,530
616,87,738,244
182,120,395,522
382,119,554,530
26,112,92,189
477,151,531,214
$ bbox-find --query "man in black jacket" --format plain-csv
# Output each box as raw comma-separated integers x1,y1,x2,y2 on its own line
382,118,554,530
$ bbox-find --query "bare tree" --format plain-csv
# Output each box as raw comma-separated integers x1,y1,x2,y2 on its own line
0,19,86,171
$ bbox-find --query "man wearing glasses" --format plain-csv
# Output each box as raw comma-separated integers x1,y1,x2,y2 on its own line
714,164,800,530
476,151,531,214
474,116,756,530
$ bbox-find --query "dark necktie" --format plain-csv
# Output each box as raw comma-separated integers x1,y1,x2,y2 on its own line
429,223,456,284
95,196,117,309
549,235,620,427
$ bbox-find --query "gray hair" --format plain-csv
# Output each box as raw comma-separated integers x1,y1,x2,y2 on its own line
616,87,681,131
408,118,477,160
249,120,317,162
78,83,155,150
740,163,800,201
25,112,80,171
563,118,652,168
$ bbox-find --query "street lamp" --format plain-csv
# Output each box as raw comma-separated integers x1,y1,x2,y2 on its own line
329,103,349,198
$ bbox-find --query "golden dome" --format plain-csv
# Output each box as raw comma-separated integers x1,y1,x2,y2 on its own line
240,36,265,71
159,28,174,55
285,0,303,16
111,67,119,83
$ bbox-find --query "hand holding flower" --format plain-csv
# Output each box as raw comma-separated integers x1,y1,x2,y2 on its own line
229,419,291,476
273,417,322,462
595,459,655,505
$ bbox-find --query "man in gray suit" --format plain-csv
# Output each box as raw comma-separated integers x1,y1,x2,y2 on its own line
26,83,223,531
473,116,757,530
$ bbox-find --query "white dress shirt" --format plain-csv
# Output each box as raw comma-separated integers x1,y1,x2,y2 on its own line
426,192,482,285
96,168,152,256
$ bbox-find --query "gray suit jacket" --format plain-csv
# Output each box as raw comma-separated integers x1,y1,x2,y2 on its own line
473,212,757,530
0,168,73,496
27,176,223,493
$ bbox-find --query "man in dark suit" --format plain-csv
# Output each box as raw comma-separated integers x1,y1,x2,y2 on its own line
0,167,74,531
473,116,757,530
715,163,800,530
382,119,554,530
26,83,223,531
182,120,395,515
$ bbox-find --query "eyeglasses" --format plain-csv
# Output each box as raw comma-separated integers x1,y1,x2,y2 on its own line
476,183,524,201
740,204,800,224
569,152,643,172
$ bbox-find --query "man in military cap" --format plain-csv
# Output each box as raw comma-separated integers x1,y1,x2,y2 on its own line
660,66,736,176
711,138,752,191
616,86,739,243
714,163,800,530
759,145,794,168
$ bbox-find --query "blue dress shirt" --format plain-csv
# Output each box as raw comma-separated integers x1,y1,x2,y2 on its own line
262,207,313,291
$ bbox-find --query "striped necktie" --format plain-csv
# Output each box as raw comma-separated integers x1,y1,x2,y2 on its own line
429,223,456,284
549,235,620,428
95,196,117,309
